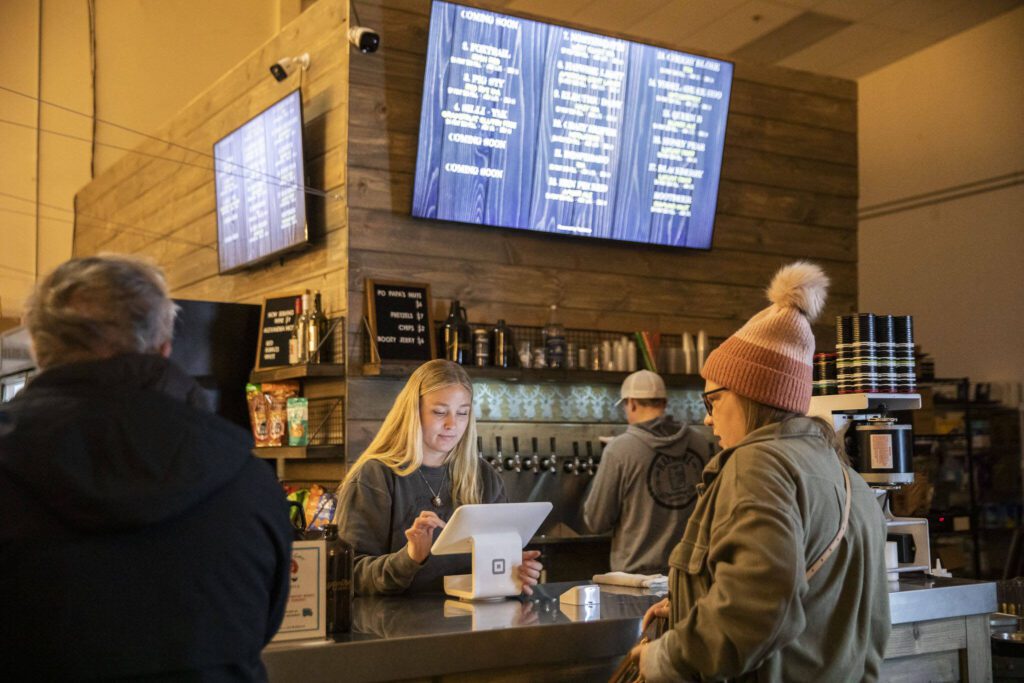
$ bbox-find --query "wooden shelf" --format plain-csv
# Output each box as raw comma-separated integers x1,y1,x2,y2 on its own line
250,363,345,383
360,361,704,389
252,445,345,460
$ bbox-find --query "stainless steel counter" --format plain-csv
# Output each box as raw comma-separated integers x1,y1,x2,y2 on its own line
262,576,997,682
888,575,997,624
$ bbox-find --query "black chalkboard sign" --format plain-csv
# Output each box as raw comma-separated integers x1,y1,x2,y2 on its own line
365,279,434,363
256,294,301,368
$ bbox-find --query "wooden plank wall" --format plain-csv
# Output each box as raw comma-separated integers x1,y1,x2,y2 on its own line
73,0,350,483
74,0,349,315
347,0,858,370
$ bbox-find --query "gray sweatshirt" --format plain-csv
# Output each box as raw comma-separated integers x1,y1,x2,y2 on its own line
336,458,507,595
583,414,715,574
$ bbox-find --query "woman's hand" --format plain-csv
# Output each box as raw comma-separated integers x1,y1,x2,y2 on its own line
642,596,670,632
404,511,446,564
518,550,543,595
629,641,646,666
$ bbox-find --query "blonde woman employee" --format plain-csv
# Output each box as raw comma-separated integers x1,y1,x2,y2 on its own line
335,359,542,595
634,263,891,682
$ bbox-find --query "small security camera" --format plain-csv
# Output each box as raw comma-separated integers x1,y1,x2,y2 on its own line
269,53,310,82
349,26,380,54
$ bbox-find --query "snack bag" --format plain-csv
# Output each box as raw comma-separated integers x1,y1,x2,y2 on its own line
303,484,338,531
246,383,271,447
262,382,299,447
287,397,309,446
287,488,309,529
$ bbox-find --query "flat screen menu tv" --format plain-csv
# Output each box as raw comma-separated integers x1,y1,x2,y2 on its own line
412,1,733,250
214,90,308,273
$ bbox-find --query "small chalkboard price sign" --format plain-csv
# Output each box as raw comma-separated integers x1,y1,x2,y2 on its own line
256,294,301,369
365,279,434,364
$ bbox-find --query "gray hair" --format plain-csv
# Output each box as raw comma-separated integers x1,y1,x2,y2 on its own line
24,254,178,369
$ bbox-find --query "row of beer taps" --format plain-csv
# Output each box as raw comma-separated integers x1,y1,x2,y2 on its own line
477,435,602,475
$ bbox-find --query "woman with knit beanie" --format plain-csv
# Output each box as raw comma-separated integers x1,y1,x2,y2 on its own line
631,262,891,682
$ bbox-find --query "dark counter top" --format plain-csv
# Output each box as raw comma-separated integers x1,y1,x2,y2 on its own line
263,581,660,682
263,575,997,682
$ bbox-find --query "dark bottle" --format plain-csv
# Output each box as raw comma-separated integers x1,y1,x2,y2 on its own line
491,319,514,368
323,523,353,634
440,300,472,364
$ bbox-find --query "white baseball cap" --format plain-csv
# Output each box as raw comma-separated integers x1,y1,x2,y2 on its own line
615,370,667,406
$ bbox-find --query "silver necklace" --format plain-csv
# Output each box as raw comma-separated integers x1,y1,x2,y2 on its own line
418,465,448,507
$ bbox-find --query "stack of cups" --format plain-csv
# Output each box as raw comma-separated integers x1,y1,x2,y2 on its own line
836,314,916,394
875,315,896,393
893,315,916,392
836,314,878,393
813,353,838,396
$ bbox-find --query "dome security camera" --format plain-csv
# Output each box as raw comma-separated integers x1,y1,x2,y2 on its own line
269,53,310,82
349,26,380,54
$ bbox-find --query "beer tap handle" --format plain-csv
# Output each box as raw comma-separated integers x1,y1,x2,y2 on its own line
544,436,558,474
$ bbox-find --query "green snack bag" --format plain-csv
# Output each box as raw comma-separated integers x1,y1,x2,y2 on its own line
287,397,309,447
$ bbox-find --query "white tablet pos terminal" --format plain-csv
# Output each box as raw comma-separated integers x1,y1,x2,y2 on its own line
431,502,552,601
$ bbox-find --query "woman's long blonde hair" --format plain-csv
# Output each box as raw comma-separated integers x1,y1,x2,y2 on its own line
341,359,483,505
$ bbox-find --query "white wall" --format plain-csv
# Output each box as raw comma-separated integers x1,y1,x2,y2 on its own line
0,0,298,319
858,6,1024,384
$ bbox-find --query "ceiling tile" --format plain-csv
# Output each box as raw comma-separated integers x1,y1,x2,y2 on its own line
865,0,964,32
569,0,675,35
777,21,904,71
679,0,804,54
731,10,852,62
915,0,1024,39
773,0,828,9
623,0,747,41
503,0,595,23
813,0,899,22
825,28,941,77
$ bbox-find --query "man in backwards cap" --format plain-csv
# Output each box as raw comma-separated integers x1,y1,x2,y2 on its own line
584,369,715,574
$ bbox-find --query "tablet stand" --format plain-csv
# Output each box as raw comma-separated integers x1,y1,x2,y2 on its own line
442,530,521,601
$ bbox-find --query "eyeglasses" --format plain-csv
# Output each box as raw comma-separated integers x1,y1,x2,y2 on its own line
701,387,728,416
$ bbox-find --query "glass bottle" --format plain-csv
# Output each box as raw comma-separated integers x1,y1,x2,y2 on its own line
307,291,327,363
440,299,472,364
323,523,353,634
491,319,514,368
288,296,303,365
542,304,566,369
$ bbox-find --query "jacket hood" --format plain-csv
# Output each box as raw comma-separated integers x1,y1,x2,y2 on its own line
699,416,829,487
0,353,254,533
625,413,691,456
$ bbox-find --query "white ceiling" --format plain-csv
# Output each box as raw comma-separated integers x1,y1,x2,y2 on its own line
498,0,1023,79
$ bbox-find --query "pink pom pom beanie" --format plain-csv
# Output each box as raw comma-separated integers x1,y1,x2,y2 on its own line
700,262,829,414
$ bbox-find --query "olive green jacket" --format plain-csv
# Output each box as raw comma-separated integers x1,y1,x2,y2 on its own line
643,418,891,682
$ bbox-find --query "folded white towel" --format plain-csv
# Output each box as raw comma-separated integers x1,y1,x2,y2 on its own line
592,571,668,589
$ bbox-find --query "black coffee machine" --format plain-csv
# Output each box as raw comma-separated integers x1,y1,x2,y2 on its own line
809,393,930,574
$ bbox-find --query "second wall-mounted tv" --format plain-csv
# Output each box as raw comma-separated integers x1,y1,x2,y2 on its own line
412,1,734,250
214,90,308,273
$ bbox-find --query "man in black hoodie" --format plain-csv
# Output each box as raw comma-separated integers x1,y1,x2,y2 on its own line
0,255,292,680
